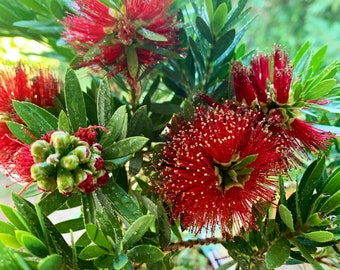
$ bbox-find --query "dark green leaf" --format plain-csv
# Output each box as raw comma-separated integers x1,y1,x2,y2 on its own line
127,105,153,137
6,121,35,144
38,191,69,216
94,254,116,268
97,78,113,126
82,193,96,224
196,16,212,43
86,224,110,250
95,209,123,242
15,231,49,257
122,215,155,249
298,155,325,222
99,183,143,224
127,245,164,264
13,101,58,137
55,218,84,233
78,245,108,260
278,204,295,232
157,202,171,249
319,190,340,214
322,169,340,195
102,136,149,159
38,254,64,270
265,238,290,269
150,102,181,115
100,105,127,147
212,3,228,35
64,68,87,131
211,29,235,61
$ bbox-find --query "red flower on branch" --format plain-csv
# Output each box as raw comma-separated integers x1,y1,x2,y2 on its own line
232,46,333,154
61,0,181,82
0,63,59,182
155,102,289,238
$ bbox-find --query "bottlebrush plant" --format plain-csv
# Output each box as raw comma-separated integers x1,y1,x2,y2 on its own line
0,0,339,269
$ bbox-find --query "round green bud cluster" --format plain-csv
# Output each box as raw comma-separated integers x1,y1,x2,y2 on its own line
30,131,110,195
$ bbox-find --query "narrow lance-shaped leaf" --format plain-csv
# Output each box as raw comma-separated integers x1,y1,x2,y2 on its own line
64,68,87,131
97,78,113,126
212,3,228,35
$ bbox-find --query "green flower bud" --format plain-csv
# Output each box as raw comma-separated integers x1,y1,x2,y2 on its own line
91,143,103,155
70,135,79,147
74,168,96,193
57,169,75,195
37,177,57,192
72,145,91,163
30,162,56,181
50,131,71,155
30,140,51,162
60,154,79,170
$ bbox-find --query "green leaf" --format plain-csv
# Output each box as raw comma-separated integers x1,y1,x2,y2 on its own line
12,101,58,137
157,202,171,249
15,231,49,257
100,105,127,147
58,110,71,133
94,254,116,268
18,0,49,14
304,79,336,100
6,121,35,144
99,183,143,224
303,231,334,243
86,224,110,250
205,0,214,22
0,204,27,231
0,233,21,248
64,69,87,131
319,190,340,214
196,16,212,43
102,136,149,159
211,29,235,61
212,3,228,35
97,78,113,126
55,218,84,233
298,155,325,222
231,154,258,170
278,204,295,232
127,105,153,137
127,245,164,264
0,241,21,270
0,221,16,235
38,254,64,270
95,209,123,242
126,45,139,78
38,191,69,216
78,245,108,260
322,169,340,195
310,45,327,72
137,27,168,42
113,254,129,270
265,238,290,269
122,215,155,249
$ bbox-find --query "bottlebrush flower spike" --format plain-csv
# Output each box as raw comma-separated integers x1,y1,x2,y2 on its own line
232,46,333,154
154,102,290,238
0,63,59,182
61,0,181,81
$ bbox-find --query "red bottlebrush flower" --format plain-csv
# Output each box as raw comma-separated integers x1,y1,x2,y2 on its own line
61,0,181,80
0,63,59,181
232,46,333,154
155,102,289,238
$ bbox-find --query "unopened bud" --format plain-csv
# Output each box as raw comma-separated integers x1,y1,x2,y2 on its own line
50,131,71,155
74,168,96,193
91,143,103,155
57,169,75,195
30,140,51,162
87,153,104,173
31,162,56,181
96,170,110,187
72,145,91,163
60,154,79,170
37,177,57,192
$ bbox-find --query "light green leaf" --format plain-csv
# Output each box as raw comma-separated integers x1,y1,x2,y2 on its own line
12,101,58,137
0,233,21,248
86,224,110,250
127,245,164,264
58,110,71,133
38,254,64,270
303,231,334,243
15,231,49,258
304,79,336,100
278,204,295,232
205,0,214,22
122,215,155,249
126,45,139,78
64,68,87,131
0,205,27,231
212,3,228,35
78,245,108,260
137,27,168,42
55,218,84,233
0,241,21,270
265,238,290,269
